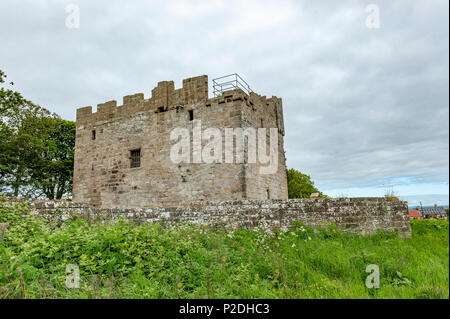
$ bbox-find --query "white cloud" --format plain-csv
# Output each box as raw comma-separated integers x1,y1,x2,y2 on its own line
211,0,297,39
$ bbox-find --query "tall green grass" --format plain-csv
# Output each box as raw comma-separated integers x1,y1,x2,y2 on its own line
0,201,448,299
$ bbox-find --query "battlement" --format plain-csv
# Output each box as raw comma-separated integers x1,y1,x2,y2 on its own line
76,75,283,132
76,75,209,124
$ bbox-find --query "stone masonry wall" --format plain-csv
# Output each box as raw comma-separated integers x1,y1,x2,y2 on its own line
73,75,288,209
5,198,411,237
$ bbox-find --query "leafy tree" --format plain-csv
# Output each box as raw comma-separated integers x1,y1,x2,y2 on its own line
26,117,75,199
1,71,38,195
0,69,75,199
0,70,25,114
0,101,51,196
286,168,325,199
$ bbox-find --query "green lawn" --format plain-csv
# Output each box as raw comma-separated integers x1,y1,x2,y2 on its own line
0,201,448,299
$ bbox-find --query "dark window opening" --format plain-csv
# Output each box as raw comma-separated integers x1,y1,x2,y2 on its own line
275,108,278,126
176,105,184,113
157,106,167,113
130,149,141,168
261,119,264,127
92,130,96,140
189,110,194,121
267,188,270,199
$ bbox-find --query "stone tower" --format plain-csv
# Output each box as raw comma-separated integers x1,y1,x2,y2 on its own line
73,75,288,208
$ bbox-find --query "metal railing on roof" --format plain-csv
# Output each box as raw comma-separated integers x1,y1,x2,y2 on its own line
212,73,252,97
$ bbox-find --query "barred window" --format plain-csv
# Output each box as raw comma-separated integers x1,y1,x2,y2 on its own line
130,149,141,168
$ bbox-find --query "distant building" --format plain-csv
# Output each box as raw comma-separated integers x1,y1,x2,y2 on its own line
417,205,447,219
408,210,422,219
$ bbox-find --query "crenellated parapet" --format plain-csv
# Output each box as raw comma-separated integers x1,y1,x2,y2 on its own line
75,75,285,131
76,75,209,126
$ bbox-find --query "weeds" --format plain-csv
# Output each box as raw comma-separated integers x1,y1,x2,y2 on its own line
0,203,448,299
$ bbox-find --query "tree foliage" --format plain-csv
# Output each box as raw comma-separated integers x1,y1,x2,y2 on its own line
25,117,75,199
286,168,325,199
0,69,75,199
0,70,25,114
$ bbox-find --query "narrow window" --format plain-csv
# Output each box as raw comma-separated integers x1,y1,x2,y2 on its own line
189,110,194,121
130,149,141,168
275,107,279,127
261,118,264,127
267,188,270,199
92,130,96,140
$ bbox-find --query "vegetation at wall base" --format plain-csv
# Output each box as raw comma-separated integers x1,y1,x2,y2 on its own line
0,201,448,299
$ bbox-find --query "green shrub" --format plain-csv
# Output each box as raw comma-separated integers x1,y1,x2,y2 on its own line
0,202,448,299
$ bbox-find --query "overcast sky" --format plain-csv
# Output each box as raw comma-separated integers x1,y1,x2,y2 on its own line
1,0,448,204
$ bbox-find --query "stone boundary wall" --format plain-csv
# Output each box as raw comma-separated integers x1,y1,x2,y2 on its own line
2,197,411,237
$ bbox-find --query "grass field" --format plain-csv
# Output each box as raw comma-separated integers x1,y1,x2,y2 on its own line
0,201,448,299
